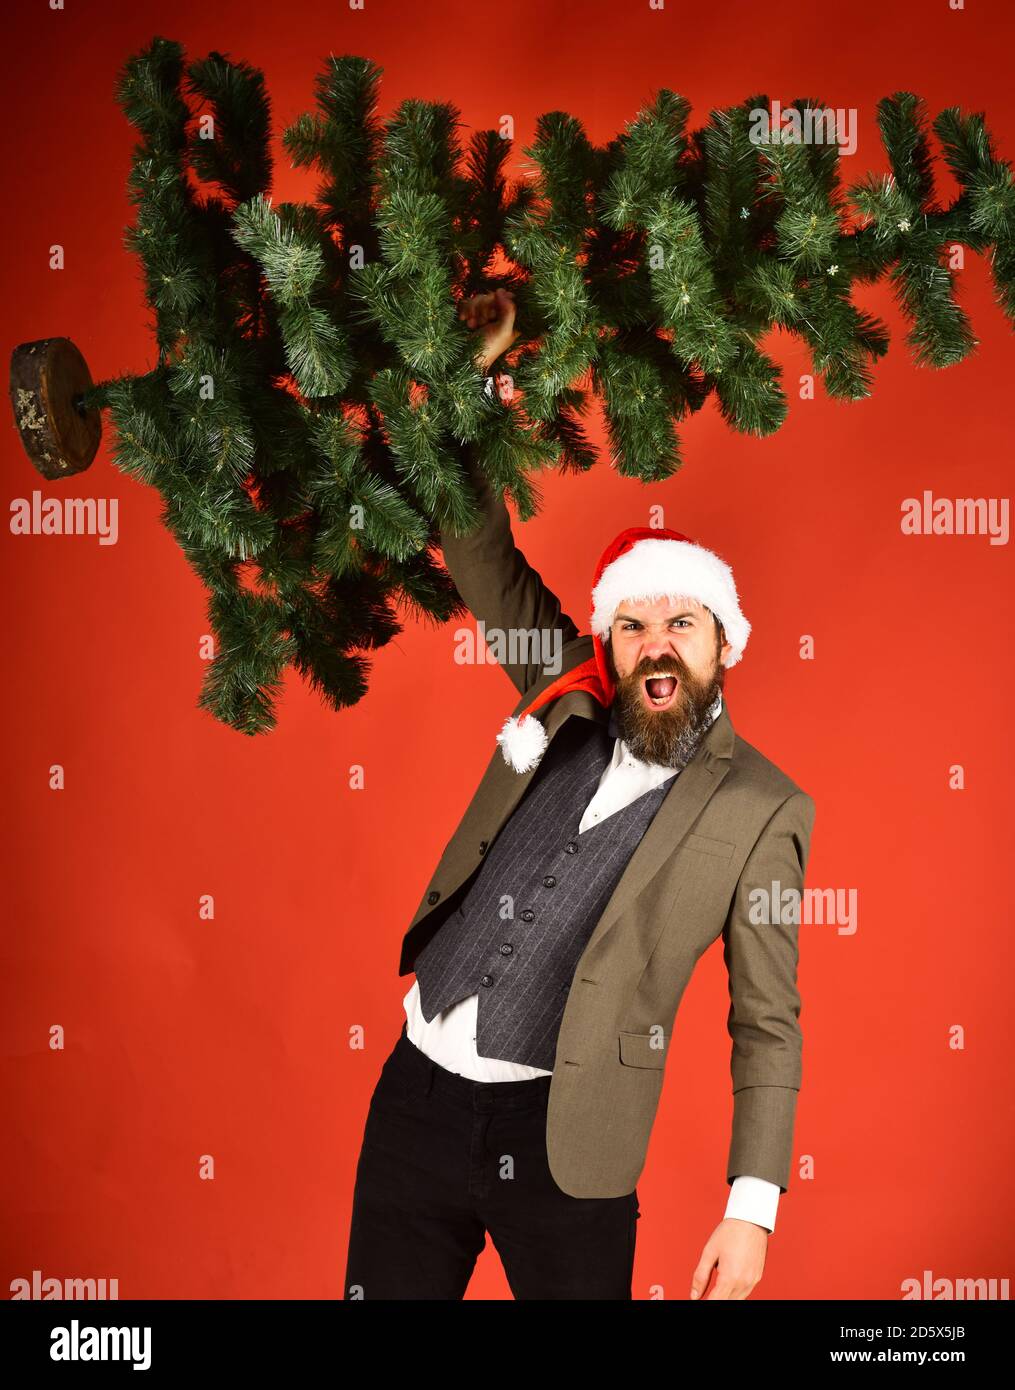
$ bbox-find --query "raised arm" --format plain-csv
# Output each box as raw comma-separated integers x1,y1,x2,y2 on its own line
440,445,581,695
442,291,581,694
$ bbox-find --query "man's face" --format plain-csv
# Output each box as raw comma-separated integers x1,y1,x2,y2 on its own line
605,595,731,768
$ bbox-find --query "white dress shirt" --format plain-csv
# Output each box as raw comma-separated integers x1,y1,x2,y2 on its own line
403,687,781,1233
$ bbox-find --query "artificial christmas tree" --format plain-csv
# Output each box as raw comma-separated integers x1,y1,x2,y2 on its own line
9,37,1014,732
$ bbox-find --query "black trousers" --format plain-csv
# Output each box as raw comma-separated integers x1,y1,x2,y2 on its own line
343,1023,640,1300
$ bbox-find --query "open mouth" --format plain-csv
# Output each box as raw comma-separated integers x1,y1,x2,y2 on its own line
642,673,679,710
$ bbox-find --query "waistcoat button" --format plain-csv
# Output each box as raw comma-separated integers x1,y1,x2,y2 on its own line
564,841,579,854
543,875,556,888
480,974,494,987
427,890,440,905
520,908,535,922
499,943,513,955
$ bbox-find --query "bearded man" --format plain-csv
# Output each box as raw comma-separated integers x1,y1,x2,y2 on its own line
343,291,816,1301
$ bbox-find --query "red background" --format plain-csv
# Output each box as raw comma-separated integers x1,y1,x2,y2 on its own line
3,0,1013,1300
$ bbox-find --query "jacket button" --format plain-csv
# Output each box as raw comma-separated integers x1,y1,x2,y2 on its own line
543,875,556,888
480,974,494,987
499,943,513,955
521,908,535,922
565,841,579,854
427,890,440,905
479,840,489,856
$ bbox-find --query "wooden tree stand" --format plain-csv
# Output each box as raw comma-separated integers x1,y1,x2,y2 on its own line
9,338,101,479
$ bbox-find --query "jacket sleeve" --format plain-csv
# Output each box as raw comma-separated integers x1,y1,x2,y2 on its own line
439,443,581,695
721,790,816,1192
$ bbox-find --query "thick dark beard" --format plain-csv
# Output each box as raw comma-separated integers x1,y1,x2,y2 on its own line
606,644,725,770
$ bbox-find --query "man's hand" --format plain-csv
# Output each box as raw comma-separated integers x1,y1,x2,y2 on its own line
459,288,518,374
690,1218,768,1300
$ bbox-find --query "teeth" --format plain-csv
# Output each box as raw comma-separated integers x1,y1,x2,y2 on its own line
644,671,678,705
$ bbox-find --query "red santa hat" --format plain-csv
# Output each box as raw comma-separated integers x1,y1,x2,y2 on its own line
496,525,750,773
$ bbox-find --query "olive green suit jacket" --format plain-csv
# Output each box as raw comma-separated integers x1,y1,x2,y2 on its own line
398,457,816,1200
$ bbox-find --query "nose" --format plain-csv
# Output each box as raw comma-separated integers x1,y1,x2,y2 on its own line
638,635,679,667
639,636,672,661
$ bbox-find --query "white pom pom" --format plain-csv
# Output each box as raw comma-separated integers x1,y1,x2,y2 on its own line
496,713,549,773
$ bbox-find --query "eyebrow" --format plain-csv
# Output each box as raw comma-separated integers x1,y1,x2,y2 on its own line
614,610,701,623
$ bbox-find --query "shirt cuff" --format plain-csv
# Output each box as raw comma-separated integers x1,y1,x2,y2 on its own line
724,1175,780,1234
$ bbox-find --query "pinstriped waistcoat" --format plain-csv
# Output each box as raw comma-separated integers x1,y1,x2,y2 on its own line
412,716,672,1070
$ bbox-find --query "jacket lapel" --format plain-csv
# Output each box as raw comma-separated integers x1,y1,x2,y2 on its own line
579,703,736,960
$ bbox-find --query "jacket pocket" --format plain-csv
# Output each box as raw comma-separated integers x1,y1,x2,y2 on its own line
618,1031,669,1068
681,831,736,859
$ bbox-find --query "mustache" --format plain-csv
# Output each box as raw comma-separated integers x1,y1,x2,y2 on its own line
628,656,686,680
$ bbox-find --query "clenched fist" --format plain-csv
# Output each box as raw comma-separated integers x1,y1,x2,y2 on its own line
458,288,518,375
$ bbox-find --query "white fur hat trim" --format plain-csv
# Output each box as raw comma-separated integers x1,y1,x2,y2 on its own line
589,537,750,667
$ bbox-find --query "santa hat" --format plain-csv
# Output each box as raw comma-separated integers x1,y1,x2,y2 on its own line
496,525,750,773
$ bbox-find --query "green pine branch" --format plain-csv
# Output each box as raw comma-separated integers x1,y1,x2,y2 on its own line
80,40,1015,733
